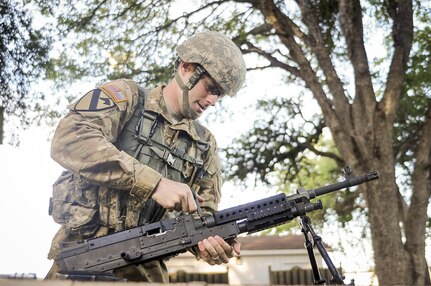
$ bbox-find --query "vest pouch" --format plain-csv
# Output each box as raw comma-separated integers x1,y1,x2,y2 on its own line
50,171,100,237
206,156,221,176
199,156,221,199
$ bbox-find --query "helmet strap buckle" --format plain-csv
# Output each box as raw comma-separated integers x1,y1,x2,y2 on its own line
186,65,206,89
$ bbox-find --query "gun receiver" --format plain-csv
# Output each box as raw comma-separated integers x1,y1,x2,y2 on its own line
57,170,379,282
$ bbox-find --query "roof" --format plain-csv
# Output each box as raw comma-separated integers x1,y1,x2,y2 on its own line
237,235,306,250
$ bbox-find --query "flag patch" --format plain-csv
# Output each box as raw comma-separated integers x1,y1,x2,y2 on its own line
100,83,127,103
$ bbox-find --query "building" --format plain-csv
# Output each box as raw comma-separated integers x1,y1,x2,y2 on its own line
166,235,332,285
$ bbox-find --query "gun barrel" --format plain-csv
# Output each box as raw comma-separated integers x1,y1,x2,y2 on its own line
311,171,380,197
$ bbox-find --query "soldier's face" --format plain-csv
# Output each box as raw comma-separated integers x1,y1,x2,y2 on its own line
190,77,219,114
181,74,220,120
175,61,222,120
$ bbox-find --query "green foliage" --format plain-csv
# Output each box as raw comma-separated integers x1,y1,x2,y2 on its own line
34,0,260,88
223,94,330,184
0,0,52,136
256,141,357,235
309,0,340,52
35,0,175,87
284,152,340,222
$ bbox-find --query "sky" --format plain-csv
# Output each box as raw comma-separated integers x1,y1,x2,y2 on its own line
0,127,62,277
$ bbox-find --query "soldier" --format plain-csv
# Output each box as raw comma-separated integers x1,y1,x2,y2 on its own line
45,31,246,282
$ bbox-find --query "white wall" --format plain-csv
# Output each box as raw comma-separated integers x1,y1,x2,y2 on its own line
166,249,324,285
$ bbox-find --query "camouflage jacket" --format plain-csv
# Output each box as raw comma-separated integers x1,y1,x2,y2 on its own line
49,79,222,236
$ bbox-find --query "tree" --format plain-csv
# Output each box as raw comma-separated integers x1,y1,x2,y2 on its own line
0,0,52,144
36,0,430,284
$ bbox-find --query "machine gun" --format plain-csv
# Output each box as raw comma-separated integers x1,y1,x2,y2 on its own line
57,167,379,284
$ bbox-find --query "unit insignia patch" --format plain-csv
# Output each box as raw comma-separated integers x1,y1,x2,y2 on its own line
74,89,116,112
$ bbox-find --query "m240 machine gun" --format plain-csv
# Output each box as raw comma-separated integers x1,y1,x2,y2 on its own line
57,167,379,284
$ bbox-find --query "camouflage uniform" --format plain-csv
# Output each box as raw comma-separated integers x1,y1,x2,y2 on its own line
46,79,222,282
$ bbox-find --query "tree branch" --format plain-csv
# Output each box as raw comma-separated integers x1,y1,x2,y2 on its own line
303,142,345,166
241,40,301,77
338,0,377,162
252,1,337,121
252,0,364,169
380,0,413,122
296,0,352,129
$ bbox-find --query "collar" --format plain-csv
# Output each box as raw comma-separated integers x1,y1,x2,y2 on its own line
144,85,203,141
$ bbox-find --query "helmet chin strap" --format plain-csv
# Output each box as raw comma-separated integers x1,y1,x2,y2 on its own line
174,65,206,120
174,71,195,119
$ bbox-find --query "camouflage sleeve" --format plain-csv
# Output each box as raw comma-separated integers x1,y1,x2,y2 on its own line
196,132,222,214
51,79,162,202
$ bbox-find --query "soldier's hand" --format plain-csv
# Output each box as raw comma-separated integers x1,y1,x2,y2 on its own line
197,236,240,265
151,177,204,213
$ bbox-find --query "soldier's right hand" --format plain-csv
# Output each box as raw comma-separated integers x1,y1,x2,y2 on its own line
151,177,204,213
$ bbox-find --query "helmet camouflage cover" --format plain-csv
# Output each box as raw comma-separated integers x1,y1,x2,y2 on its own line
176,31,246,96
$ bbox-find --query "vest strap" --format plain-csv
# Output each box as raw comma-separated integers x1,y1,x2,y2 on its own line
171,147,204,167
148,144,204,173
136,111,158,144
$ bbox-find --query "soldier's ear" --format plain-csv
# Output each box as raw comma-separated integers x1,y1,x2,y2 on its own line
181,61,192,73
182,61,199,74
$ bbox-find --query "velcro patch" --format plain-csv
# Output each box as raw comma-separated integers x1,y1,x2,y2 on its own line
99,83,127,103
74,89,116,112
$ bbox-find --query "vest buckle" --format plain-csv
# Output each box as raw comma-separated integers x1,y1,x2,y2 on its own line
166,152,176,166
171,147,185,158
195,159,203,167
136,134,150,144
150,147,176,166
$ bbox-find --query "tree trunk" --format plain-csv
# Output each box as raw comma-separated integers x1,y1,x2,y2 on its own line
252,0,426,283
366,111,415,285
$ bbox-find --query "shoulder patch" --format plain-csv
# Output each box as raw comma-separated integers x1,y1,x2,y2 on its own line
99,83,127,103
74,89,116,112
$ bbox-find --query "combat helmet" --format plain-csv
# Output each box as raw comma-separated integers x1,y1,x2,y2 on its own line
176,31,246,97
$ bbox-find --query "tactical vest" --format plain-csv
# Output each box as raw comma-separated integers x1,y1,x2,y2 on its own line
49,86,210,236
110,86,209,229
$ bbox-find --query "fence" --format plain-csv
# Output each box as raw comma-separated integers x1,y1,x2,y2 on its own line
269,267,342,285
169,267,343,285
169,270,229,284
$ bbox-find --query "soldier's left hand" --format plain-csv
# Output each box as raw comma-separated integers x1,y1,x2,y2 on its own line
197,235,240,265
